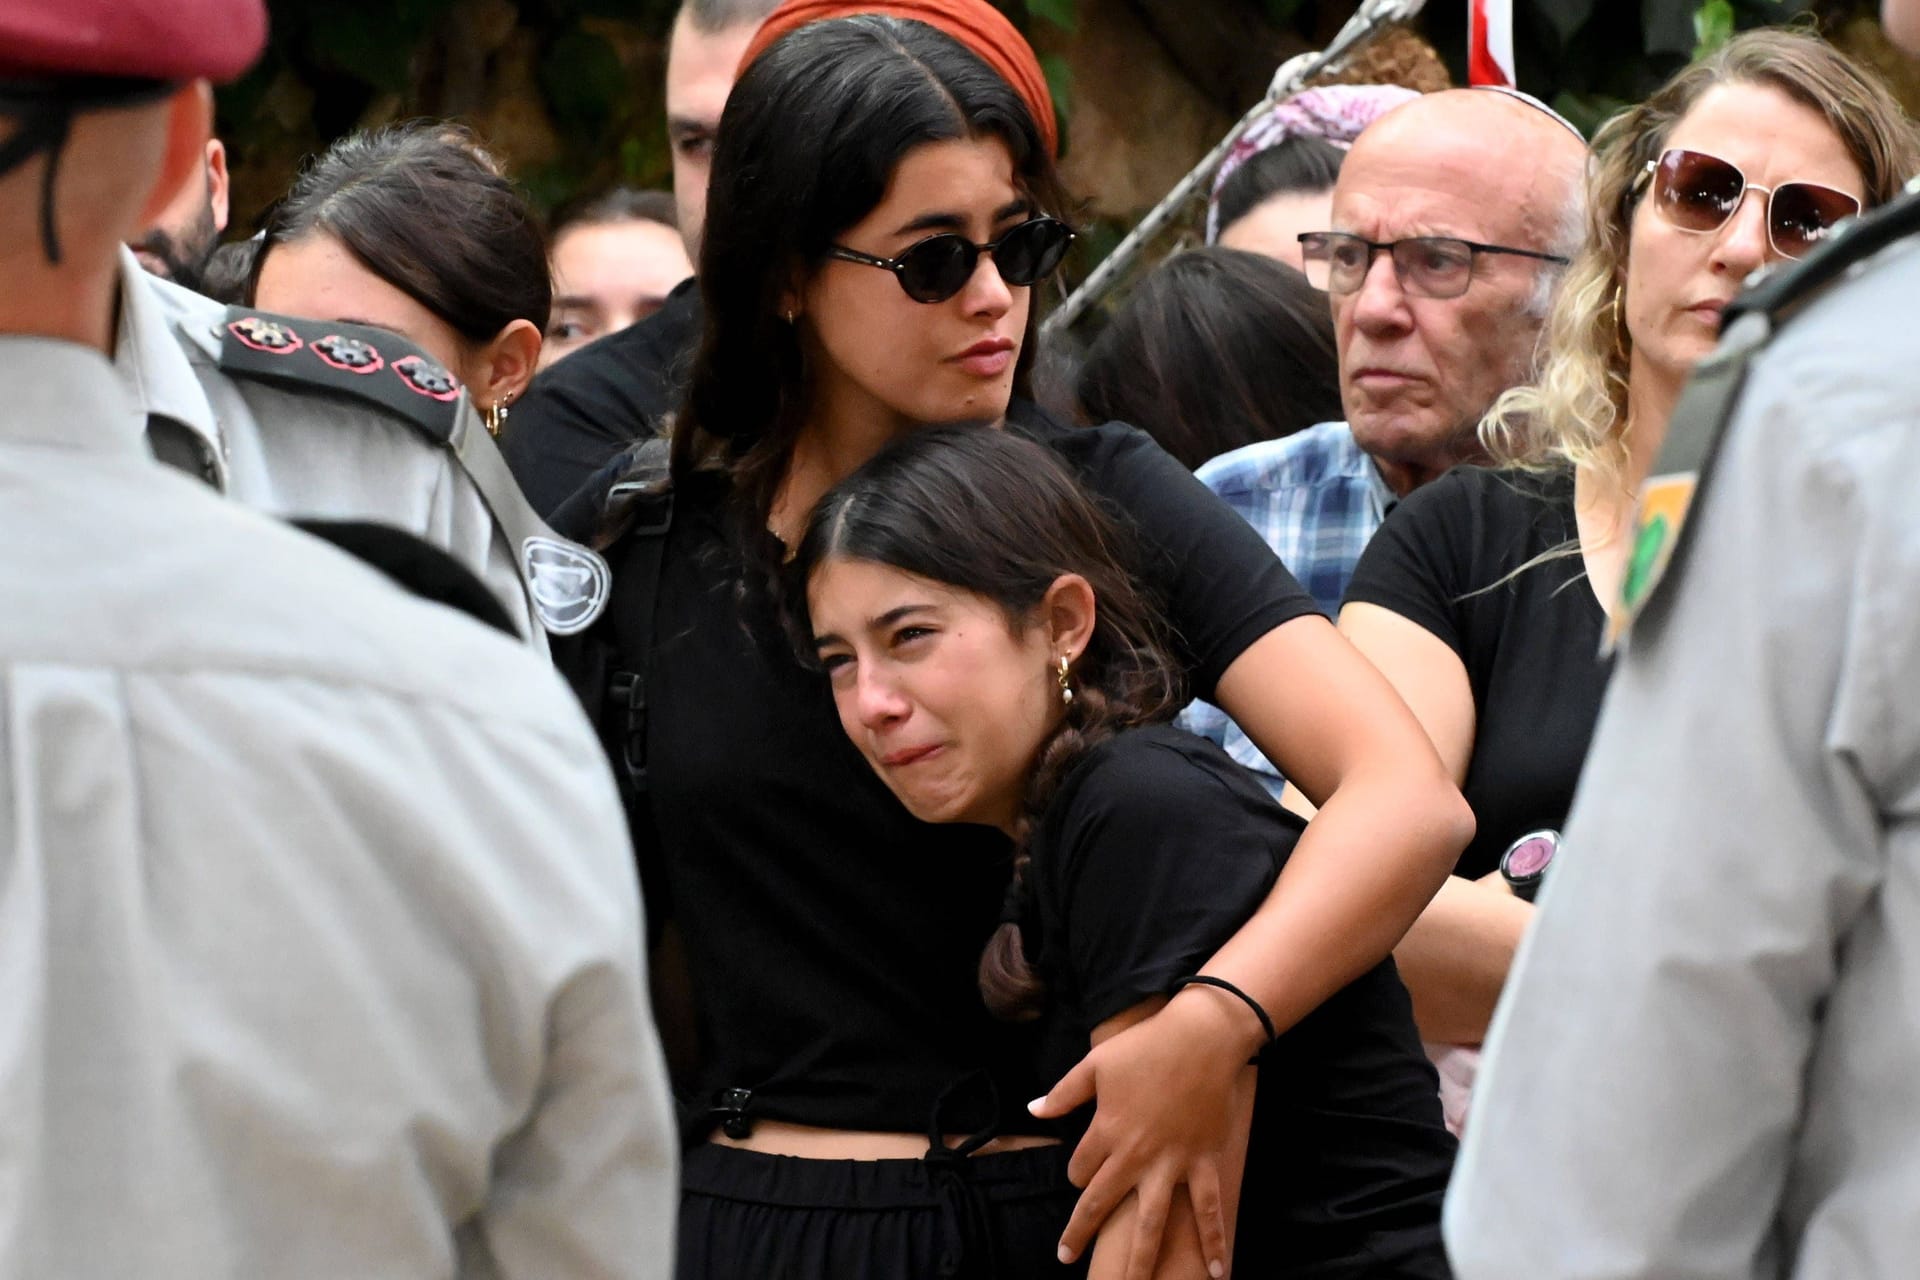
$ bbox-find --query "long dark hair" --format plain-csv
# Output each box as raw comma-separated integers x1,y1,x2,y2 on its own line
673,16,1067,537
248,121,550,343
793,426,1184,1020
1076,247,1343,469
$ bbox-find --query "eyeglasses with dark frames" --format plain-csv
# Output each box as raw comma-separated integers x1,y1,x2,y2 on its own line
1296,231,1570,299
825,216,1076,304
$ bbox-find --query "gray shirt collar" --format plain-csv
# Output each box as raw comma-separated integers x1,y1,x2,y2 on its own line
111,248,227,483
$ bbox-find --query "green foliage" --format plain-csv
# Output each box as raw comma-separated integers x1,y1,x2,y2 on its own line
1692,0,1796,58
1693,1,1740,56
296,0,461,92
1039,53,1075,126
1549,90,1635,138
1024,0,1079,32
620,135,650,185
564,0,676,18
1502,0,1832,138
537,29,626,134
217,0,684,226
216,0,1886,235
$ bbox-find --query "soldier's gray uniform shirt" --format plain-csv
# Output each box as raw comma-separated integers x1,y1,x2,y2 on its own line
112,251,534,634
1445,237,1920,1278
0,337,676,1276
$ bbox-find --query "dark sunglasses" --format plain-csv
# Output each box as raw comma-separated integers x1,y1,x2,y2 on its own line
826,216,1076,304
1640,148,1861,259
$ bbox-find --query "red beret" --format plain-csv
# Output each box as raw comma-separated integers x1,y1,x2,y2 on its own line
0,0,268,84
739,0,1059,158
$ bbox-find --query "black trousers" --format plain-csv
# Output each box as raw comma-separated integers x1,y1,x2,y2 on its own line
676,1142,1083,1280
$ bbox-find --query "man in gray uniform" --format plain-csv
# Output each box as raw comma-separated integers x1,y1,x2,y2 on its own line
0,3,676,1274
1445,6,1920,1275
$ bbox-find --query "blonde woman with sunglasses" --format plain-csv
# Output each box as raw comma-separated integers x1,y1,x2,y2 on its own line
1333,26,1919,1125
1479,27,1918,558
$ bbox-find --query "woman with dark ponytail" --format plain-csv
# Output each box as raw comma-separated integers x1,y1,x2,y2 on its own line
799,426,1456,1277
577,6,1472,1276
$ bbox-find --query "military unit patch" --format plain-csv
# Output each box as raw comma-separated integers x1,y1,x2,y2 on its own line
523,535,612,636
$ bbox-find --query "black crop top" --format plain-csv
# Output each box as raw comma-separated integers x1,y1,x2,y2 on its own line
1022,726,1454,1275
617,401,1319,1141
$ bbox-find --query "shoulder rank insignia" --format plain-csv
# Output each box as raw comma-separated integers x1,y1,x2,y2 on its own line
394,353,461,401
217,307,460,444
228,315,302,354
311,333,383,374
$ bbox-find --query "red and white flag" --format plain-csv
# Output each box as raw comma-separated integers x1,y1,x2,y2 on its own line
1468,0,1516,87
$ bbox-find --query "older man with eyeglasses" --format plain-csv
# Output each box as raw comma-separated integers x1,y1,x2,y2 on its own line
1181,88,1587,793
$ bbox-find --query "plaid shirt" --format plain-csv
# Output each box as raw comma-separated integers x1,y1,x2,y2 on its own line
1177,421,1397,793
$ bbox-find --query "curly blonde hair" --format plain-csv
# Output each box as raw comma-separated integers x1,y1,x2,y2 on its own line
1480,28,1920,499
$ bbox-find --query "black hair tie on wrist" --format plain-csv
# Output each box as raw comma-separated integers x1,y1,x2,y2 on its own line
1171,974,1278,1047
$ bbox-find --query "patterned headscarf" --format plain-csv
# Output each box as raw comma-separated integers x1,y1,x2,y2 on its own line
1206,84,1420,243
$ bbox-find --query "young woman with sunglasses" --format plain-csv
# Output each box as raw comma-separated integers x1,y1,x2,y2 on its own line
797,425,1457,1279
1333,27,1918,1123
576,10,1471,1278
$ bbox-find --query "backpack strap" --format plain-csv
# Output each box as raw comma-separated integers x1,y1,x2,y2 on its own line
546,435,677,798
602,478,675,799
540,438,678,950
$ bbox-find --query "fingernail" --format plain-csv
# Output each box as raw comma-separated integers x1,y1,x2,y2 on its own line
1057,1245,1074,1264
1027,1096,1047,1114
1210,1262,1225,1278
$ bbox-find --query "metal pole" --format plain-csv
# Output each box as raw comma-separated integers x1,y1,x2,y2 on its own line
1040,0,1428,339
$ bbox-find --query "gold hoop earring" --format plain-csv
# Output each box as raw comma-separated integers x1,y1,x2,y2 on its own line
1056,654,1074,707
483,393,512,438
783,307,797,325
1609,283,1631,365
480,395,510,441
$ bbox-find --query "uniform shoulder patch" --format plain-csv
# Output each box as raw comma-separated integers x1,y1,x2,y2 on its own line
218,308,459,445
523,535,612,635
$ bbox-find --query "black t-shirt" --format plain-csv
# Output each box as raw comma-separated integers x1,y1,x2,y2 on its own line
1344,466,1612,880
613,401,1318,1141
1023,725,1453,1276
501,277,703,517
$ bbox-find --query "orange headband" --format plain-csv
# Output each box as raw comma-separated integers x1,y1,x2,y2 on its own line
738,0,1059,158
